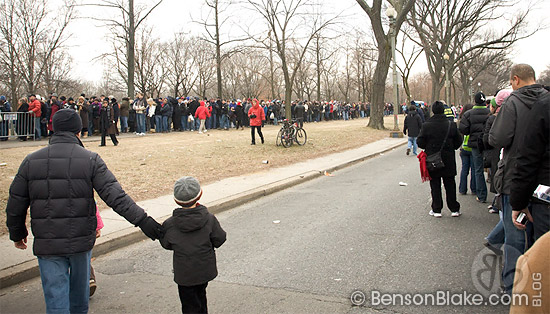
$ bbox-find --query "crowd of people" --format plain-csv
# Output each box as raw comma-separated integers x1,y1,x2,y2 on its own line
409,64,549,312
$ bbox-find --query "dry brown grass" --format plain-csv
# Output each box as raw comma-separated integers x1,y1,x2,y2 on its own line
0,116,403,235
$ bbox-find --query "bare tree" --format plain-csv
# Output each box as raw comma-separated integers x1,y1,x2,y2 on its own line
41,49,73,96
247,0,337,118
83,0,163,98
164,33,198,97
192,40,216,99
0,0,20,104
409,0,534,103
134,27,166,98
355,0,415,129
395,26,423,104
539,64,550,86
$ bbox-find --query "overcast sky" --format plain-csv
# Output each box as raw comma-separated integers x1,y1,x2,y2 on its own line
66,0,550,84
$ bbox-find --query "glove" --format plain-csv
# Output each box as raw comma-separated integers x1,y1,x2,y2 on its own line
250,114,257,119
138,216,164,240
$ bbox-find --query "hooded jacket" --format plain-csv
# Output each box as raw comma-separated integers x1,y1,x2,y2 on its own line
194,102,211,120
458,104,489,148
488,84,548,194
403,110,422,137
160,204,226,286
248,101,265,126
6,132,147,256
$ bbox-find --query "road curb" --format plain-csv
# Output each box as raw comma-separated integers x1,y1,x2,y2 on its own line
0,139,406,289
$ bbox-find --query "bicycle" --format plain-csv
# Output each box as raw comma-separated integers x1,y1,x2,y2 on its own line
276,119,307,148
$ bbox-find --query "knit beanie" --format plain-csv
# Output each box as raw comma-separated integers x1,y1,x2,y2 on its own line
495,89,512,107
474,92,486,105
52,109,82,134
174,176,202,207
432,101,445,114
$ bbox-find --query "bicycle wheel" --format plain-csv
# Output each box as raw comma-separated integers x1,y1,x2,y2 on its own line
295,128,307,146
276,129,283,146
281,129,293,148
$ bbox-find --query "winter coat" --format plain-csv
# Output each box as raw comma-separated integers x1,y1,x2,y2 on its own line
248,103,265,126
0,100,11,112
235,104,244,120
28,99,41,117
195,103,211,120
488,84,548,194
295,103,305,119
100,105,117,135
417,114,462,177
133,98,146,114
483,114,499,193
160,103,171,117
403,111,423,137
120,99,130,117
47,102,61,131
16,102,29,135
160,204,226,286
78,102,89,128
510,91,550,210
458,105,489,148
6,132,147,256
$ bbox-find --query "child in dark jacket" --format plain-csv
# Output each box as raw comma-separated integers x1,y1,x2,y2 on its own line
160,176,226,314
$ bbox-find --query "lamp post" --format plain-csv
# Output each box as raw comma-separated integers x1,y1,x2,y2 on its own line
443,53,450,106
469,76,473,104
478,82,482,93
386,6,399,133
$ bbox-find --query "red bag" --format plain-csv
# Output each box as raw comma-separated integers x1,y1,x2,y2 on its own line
417,151,431,182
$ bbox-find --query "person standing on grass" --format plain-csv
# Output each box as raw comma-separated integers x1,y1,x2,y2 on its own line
195,101,211,134
403,104,423,156
6,108,164,314
248,98,265,145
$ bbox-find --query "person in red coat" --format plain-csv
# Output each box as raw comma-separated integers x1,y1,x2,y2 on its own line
248,98,265,145
28,94,42,140
194,101,211,134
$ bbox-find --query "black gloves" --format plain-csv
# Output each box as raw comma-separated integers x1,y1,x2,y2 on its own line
250,114,257,119
138,216,164,240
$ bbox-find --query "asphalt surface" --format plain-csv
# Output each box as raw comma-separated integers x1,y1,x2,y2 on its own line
0,147,507,314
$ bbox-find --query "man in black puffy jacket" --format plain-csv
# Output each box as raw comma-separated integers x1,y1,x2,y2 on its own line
459,92,490,203
6,109,163,314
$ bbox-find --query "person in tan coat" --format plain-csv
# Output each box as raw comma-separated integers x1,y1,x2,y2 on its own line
510,232,549,314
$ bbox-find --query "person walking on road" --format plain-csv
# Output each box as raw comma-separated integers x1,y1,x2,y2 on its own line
417,101,463,218
403,104,423,155
248,98,265,145
6,109,164,314
99,99,119,147
160,176,226,314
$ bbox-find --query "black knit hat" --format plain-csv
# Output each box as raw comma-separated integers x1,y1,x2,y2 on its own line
432,101,445,114
474,92,486,105
53,109,82,134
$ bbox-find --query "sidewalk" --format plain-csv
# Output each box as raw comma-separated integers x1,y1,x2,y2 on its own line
0,137,407,288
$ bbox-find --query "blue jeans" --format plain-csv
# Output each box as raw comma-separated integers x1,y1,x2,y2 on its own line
407,137,418,155
88,115,93,136
120,116,128,131
136,113,146,134
471,148,487,201
501,194,526,294
155,115,162,133
180,116,188,131
37,250,92,314
220,114,229,129
34,117,41,139
486,214,504,248
162,116,168,132
459,149,476,194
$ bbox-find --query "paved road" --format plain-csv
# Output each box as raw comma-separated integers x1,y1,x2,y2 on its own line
0,147,507,314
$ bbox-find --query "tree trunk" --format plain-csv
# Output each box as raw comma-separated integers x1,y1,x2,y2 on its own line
128,0,136,98
368,46,391,130
215,0,223,99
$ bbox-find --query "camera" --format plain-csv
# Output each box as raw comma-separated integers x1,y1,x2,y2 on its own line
515,212,528,225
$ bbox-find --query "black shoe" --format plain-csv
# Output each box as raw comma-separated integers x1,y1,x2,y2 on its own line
114,142,118,146
89,279,97,297
406,148,410,155
261,137,264,144
484,242,503,256
251,142,255,145
99,144,106,147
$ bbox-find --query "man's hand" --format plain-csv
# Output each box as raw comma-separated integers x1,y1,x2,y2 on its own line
512,208,533,230
14,238,27,250
138,216,164,240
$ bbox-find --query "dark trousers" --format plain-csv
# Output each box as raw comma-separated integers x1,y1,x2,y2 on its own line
531,203,550,241
429,176,460,213
178,283,208,314
251,126,263,144
101,131,118,146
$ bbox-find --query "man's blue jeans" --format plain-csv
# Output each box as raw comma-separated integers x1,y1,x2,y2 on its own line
459,149,476,194
162,116,168,132
136,113,146,134
220,115,229,129
34,117,41,139
180,116,188,131
501,194,526,295
471,148,487,202
486,213,504,248
407,137,418,155
120,116,128,131
37,250,92,314
155,115,162,133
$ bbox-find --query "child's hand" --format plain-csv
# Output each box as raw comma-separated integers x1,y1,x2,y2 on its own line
96,229,101,238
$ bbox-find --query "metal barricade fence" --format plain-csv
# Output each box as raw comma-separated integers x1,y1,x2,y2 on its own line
0,112,36,141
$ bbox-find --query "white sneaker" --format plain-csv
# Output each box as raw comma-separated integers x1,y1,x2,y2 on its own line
198,131,203,134
429,210,434,216
434,213,442,218
204,129,207,133
451,212,461,217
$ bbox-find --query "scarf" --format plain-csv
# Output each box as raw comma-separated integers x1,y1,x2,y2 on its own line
417,151,431,182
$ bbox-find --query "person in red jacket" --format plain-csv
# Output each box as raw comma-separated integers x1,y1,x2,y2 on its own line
194,100,211,134
248,98,265,145
28,94,42,140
